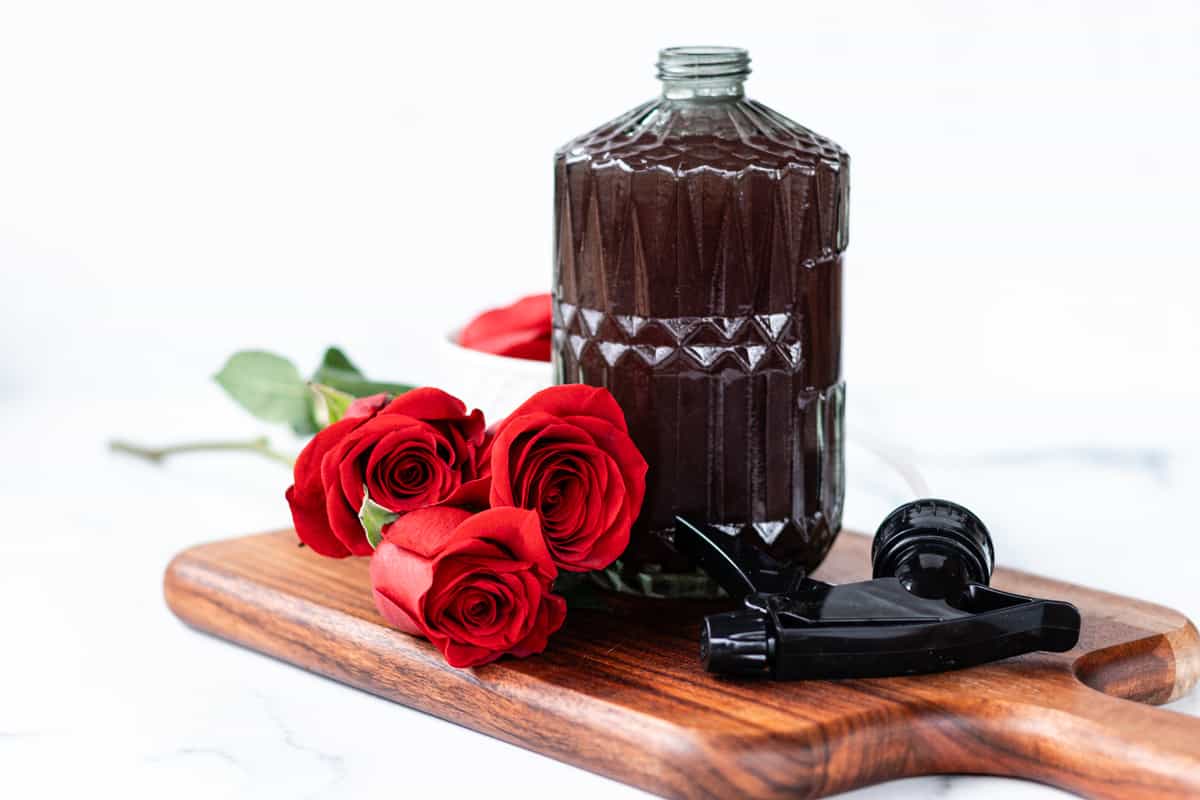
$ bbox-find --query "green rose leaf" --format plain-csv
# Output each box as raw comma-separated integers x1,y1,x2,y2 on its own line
214,350,317,435
214,347,415,436
309,383,356,427
313,346,364,381
358,490,399,550
553,572,609,611
311,346,415,399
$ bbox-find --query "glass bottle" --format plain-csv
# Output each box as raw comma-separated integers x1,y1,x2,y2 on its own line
553,47,848,589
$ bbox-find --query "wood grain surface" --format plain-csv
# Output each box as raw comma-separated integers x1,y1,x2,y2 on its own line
164,529,1200,799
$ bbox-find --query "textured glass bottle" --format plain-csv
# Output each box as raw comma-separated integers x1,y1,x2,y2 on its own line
553,47,848,583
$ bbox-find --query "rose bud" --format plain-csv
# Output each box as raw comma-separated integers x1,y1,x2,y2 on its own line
286,388,486,558
370,506,567,668
458,293,551,362
483,384,647,572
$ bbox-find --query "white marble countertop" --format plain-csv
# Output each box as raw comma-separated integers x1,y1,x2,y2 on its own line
2,334,1197,800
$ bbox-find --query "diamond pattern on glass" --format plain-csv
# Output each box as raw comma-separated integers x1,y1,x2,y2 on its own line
553,306,806,373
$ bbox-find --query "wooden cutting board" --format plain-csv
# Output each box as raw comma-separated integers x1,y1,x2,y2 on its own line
164,529,1200,799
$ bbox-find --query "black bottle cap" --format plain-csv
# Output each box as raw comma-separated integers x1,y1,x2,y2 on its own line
700,608,772,676
872,498,995,599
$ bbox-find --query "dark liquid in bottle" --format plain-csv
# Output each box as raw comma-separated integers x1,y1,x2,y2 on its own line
554,89,849,577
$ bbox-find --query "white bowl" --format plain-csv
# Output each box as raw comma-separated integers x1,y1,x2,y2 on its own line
434,330,554,422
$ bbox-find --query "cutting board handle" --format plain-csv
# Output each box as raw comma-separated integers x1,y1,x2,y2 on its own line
981,677,1200,799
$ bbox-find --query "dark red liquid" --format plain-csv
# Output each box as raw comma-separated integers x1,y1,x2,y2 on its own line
553,97,849,575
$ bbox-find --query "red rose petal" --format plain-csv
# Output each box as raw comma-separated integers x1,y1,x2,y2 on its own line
459,294,552,363
344,393,390,420
382,505,474,559
440,476,492,511
365,428,457,511
369,538,435,635
501,384,629,434
508,593,568,659
446,508,556,578
286,415,373,557
489,415,590,507
461,328,551,362
379,387,467,419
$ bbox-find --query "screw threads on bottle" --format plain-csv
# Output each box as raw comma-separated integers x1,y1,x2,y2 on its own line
656,46,751,81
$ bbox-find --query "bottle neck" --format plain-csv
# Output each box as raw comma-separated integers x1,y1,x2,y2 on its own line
661,78,745,101
657,46,750,102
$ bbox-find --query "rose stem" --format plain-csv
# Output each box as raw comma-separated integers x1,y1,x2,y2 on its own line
108,436,295,468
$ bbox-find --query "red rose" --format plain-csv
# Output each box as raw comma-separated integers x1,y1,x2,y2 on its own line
482,384,647,572
370,505,566,668
286,388,486,558
458,293,551,362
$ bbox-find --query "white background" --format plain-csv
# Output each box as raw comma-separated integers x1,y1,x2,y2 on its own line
2,0,1199,396
1,2,1198,799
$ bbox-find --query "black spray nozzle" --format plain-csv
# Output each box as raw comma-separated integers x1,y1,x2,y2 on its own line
679,499,1082,680
700,609,772,676
871,498,994,600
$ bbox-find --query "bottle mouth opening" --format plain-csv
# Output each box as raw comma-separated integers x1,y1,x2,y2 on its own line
657,46,751,81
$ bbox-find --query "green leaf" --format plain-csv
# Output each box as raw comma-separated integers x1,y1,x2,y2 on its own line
291,416,318,436
310,346,364,390
553,572,610,611
311,346,415,399
309,382,356,427
358,490,399,550
595,560,722,599
214,351,316,433
323,346,361,374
